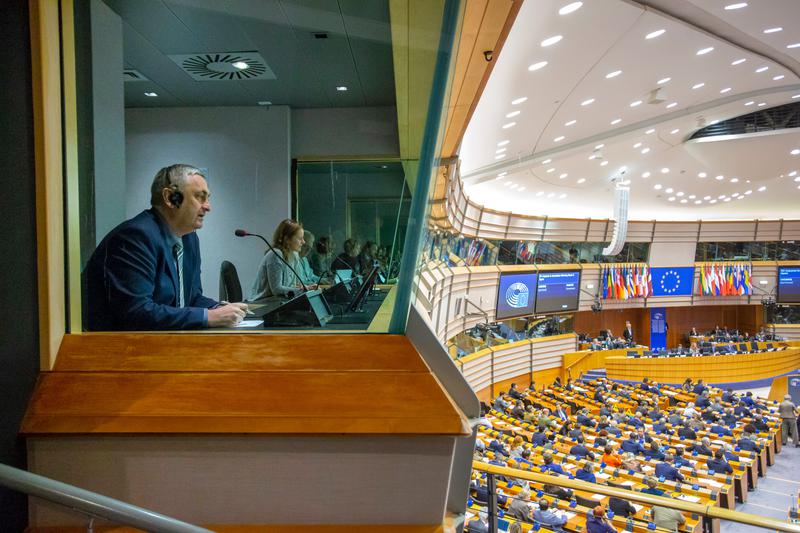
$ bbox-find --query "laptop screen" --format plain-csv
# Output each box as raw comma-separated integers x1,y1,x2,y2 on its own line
335,269,353,282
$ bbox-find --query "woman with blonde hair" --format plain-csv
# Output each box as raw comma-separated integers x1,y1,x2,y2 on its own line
249,219,317,300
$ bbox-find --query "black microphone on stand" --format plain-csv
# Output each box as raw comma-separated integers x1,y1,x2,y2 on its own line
235,229,308,292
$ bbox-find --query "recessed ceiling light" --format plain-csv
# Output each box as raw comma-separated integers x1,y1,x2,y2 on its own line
506,110,520,118
559,173,568,179
232,61,249,70
642,171,651,178
559,1,583,15
641,147,651,154
496,147,507,154
758,186,767,191
710,199,717,204
646,29,665,39
670,128,680,134
724,2,748,9
645,128,656,134
719,195,727,199
654,184,662,190
704,195,712,200
553,136,565,142
495,154,506,160
502,122,516,129
606,70,622,79
661,167,670,174
666,102,678,108
695,200,703,204
559,193,567,199
610,118,622,125
757,102,767,107
547,167,556,173
791,149,800,155
529,61,548,72
715,175,724,180
519,186,526,191
676,191,684,197
542,159,552,164
791,171,798,177
773,75,785,81
697,47,714,55
633,142,642,148
595,144,604,149
336,86,348,91
755,66,769,73
724,198,732,202
581,98,596,106
144,92,158,97
792,95,800,99
565,119,577,126
657,77,671,85
763,27,782,34
788,43,800,49
541,35,563,47
730,177,739,183
600,160,609,167
692,82,705,89
731,58,747,65
668,197,676,202
536,191,544,197
720,87,732,93
698,172,707,178
577,178,586,184
744,101,755,106
511,97,528,105
666,187,674,193
732,193,740,197
689,194,696,199
630,100,642,107
547,192,556,198
498,140,510,146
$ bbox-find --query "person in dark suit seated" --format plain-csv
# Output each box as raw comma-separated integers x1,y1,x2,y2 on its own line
609,494,636,518
594,429,609,448
673,447,690,468
508,382,525,400
577,408,596,428
652,416,672,436
554,404,569,422
641,476,665,496
722,408,738,426
533,499,568,532
696,392,711,409
510,401,525,419
540,452,566,475
621,433,646,455
677,423,697,440
586,505,618,533
693,437,713,456
710,417,733,436
85,164,247,330
488,439,509,457
644,440,666,462
466,511,489,533
734,401,752,418
543,483,573,501
738,432,760,451
706,449,733,475
692,379,708,395
752,416,771,432
516,448,535,468
741,391,756,407
655,453,685,482
507,488,534,521
575,461,597,483
570,436,594,459
531,426,548,446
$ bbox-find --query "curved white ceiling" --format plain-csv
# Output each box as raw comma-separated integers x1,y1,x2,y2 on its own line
459,0,800,220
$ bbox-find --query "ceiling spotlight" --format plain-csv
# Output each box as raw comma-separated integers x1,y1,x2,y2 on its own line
715,175,724,180
645,128,656,134
536,191,544,197
336,86,348,91
646,29,666,39
547,192,556,198
670,128,680,134
577,178,586,183
680,199,688,204
710,199,717,204
559,173,568,179
641,148,651,154
657,77,672,85
581,98,596,106
559,1,583,15
704,195,712,200
730,177,739,183
732,193,740,197
595,144,605,149
668,197,676,202
232,61,249,70
758,186,767,191
541,35,563,47
144,92,158,97
720,87,732,93
719,195,727,199
689,194,696,199
600,160,609,166
606,70,622,79
633,142,642,148
731,58,747,65
763,27,783,34
654,184,663,190
698,172,707,178
495,147,507,153
630,100,642,107
757,102,767,107
642,172,651,178
692,82,705,89
744,101,755,106
791,149,800,155
547,167,556,173
661,167,670,173
506,110,520,118
755,66,769,73
788,43,800,49
697,47,714,55
495,154,506,160
773,75,785,81
565,119,577,126
519,186,526,191
666,102,678,108
498,140,510,146
559,193,567,199
676,191,684,197
610,118,622,125
724,198,732,202
695,200,702,204
511,97,528,105
724,2,748,9
502,122,516,129
666,187,674,193
528,61,548,71
542,159,552,164
554,135,566,142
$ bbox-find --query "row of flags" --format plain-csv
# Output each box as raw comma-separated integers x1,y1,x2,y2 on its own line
699,263,753,296
601,264,653,300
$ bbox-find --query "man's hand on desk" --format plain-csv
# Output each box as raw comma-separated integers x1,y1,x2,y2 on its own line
306,283,319,290
208,302,249,327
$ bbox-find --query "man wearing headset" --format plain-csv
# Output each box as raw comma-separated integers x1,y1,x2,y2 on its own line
85,164,248,330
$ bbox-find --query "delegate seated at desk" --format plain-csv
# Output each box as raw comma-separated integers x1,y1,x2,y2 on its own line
85,164,248,330
249,219,319,301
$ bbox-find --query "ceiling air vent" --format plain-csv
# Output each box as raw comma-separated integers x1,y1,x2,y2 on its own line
123,69,148,82
168,51,276,81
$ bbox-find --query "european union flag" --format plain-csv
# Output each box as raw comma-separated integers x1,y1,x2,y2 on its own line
651,267,695,297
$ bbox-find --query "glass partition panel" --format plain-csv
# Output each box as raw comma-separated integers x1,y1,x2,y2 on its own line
696,241,800,261
69,0,461,333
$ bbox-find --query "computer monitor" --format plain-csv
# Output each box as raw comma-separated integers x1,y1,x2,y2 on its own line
495,271,538,320
346,265,381,313
335,269,353,283
534,270,581,314
777,266,800,304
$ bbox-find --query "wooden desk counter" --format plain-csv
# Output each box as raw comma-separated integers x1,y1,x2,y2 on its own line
606,348,800,384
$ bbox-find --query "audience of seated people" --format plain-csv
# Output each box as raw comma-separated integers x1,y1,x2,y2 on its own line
467,372,784,533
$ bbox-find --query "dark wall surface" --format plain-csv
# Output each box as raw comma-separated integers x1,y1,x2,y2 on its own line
0,0,40,530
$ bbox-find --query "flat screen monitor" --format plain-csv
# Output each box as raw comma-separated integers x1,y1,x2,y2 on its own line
535,270,581,314
777,266,800,304
335,269,353,282
495,271,538,320
347,265,381,313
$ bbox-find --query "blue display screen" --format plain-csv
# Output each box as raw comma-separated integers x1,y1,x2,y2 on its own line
777,266,800,304
495,272,538,320
535,270,581,314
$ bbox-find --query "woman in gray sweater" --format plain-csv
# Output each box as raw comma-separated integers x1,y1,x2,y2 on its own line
248,219,317,301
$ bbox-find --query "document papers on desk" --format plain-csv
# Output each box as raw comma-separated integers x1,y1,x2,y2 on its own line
235,319,263,328
676,494,701,503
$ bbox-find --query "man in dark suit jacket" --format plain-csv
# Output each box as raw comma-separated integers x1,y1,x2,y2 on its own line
86,164,247,330
623,321,634,343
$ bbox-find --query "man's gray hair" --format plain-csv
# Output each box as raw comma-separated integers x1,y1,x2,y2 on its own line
150,164,205,206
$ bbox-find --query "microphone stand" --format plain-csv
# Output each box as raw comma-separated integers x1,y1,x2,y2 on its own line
236,231,308,292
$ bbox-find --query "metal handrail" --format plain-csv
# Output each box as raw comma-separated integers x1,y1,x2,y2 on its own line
0,463,213,533
473,462,800,533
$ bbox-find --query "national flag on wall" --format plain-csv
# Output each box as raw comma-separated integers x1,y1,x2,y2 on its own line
698,263,752,296
601,264,653,300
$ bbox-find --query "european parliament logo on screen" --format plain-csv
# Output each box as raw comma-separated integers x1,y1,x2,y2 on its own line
495,272,538,320
650,267,695,297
